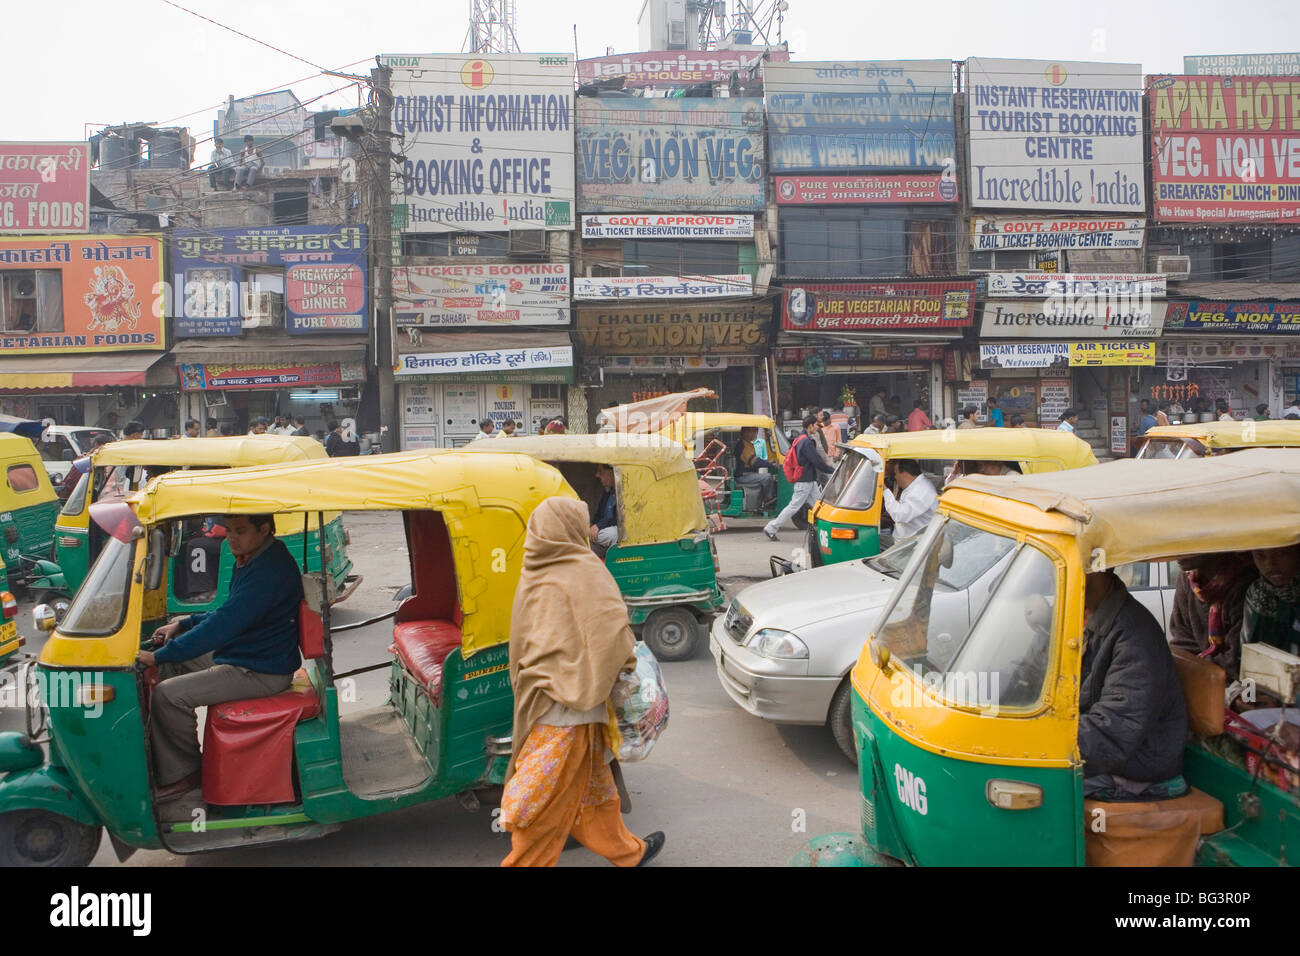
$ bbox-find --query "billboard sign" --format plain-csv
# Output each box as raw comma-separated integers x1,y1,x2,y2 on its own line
764,60,955,172
0,143,89,234
581,213,753,239
389,54,575,232
966,58,1145,212
1184,54,1300,76
396,344,574,376
979,300,1168,339
970,216,1145,250
781,281,975,332
576,98,764,212
575,49,789,87
986,273,1166,298
573,274,752,299
392,263,569,327
575,303,768,353
775,174,957,205
1163,300,1300,334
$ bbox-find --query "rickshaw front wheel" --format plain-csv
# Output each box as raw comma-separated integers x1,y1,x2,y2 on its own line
0,810,102,867
643,607,700,662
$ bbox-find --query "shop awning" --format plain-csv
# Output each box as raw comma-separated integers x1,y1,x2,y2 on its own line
0,352,171,390
171,335,370,367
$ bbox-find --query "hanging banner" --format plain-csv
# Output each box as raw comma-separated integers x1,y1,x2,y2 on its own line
392,263,569,327
986,273,1166,297
1184,54,1300,76
970,216,1145,250
388,53,575,233
172,226,367,335
573,274,752,299
0,143,89,234
576,99,764,212
979,300,1169,339
0,234,164,354
575,49,789,88
179,361,344,391
1068,341,1156,365
782,281,975,332
979,343,1070,369
774,174,957,205
581,214,753,239
1150,75,1300,223
764,60,955,172
966,58,1145,212
575,303,767,354
1163,300,1300,334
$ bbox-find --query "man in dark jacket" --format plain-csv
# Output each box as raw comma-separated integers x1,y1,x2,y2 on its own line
1167,553,1256,680
763,415,833,541
1079,571,1189,801
137,513,304,811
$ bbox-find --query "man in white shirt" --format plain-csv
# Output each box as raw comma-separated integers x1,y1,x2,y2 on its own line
233,135,264,189
1283,404,1300,420
1056,408,1078,433
863,413,886,435
208,138,234,190
882,459,938,541
471,419,495,440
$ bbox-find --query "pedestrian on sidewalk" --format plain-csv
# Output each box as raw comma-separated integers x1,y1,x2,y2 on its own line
499,497,664,867
764,415,833,541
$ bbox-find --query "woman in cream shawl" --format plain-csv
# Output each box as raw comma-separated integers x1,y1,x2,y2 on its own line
499,496,665,867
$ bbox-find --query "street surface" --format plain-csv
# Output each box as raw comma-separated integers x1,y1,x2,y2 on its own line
2,512,859,867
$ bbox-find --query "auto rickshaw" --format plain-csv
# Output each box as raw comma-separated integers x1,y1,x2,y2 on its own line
458,433,723,660
806,429,1097,568
1134,420,1300,459
0,450,574,865
0,561,20,666
43,435,359,609
796,449,1300,866
0,433,61,592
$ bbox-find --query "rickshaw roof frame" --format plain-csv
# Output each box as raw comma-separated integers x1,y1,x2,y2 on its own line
847,428,1098,471
677,412,779,433
944,448,1300,570
91,435,327,469
1140,420,1300,450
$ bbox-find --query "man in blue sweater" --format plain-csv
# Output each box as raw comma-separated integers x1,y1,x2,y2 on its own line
137,513,304,806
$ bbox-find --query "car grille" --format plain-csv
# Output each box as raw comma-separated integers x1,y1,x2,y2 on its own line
723,600,752,644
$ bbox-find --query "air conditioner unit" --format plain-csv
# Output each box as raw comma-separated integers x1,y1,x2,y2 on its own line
508,230,547,258
242,291,283,329
1156,255,1192,280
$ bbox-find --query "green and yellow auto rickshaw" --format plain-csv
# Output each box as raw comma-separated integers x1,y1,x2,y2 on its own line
0,564,20,666
46,436,359,609
797,448,1300,867
0,433,61,592
459,433,724,660
806,428,1097,568
0,449,574,865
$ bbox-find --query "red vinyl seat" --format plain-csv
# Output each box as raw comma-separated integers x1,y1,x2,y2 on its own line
390,619,463,707
200,600,324,806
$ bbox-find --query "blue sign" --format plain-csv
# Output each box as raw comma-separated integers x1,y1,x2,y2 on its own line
171,226,367,336
1164,300,1300,334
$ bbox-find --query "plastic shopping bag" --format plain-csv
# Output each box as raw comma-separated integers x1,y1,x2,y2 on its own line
609,642,669,762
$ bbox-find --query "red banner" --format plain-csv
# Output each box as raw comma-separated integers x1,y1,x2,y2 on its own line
782,281,975,332
0,143,90,233
775,174,958,205
1149,75,1300,223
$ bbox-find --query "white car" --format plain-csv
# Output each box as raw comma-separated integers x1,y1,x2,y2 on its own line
711,526,1176,762
35,426,115,486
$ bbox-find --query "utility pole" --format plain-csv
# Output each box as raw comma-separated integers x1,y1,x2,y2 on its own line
370,63,398,452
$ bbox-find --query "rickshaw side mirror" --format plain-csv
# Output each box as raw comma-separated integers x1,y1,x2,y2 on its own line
33,604,56,632
143,528,166,591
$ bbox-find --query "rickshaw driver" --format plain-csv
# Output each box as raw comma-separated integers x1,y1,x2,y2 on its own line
136,513,305,805
1078,570,1190,802
733,426,777,506
589,464,618,552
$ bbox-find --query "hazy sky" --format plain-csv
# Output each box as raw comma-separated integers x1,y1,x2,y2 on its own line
5,0,1300,142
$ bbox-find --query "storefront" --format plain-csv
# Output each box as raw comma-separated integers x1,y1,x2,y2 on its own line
0,233,171,430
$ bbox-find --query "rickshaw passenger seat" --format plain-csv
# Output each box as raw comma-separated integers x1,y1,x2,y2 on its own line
390,619,463,706
1082,788,1224,866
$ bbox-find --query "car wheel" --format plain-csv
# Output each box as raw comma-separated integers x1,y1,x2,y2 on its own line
0,811,101,867
828,679,858,765
642,607,700,662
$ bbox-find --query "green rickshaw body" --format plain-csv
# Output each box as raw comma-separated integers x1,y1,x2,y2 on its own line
606,538,725,628
0,434,61,589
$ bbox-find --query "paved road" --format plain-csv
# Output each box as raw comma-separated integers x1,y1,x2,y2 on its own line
3,511,858,867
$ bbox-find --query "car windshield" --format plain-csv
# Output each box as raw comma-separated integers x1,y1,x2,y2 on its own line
873,515,1056,710
821,453,877,511
70,429,113,454
866,519,1016,590
60,535,135,636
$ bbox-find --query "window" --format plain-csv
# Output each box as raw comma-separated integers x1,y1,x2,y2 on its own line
620,240,742,277
531,384,561,400
36,435,74,464
6,464,39,493
272,192,309,226
1217,241,1270,281
779,208,955,278
243,268,285,327
60,536,135,637
1,270,62,333
821,454,878,511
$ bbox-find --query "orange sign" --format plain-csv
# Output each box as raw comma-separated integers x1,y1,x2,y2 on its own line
0,234,164,354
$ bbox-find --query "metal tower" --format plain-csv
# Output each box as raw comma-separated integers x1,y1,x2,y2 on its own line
697,0,786,50
465,0,520,54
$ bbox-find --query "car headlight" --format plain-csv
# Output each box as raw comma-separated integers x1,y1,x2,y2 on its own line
747,628,809,660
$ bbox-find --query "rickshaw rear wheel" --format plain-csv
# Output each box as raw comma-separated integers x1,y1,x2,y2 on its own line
643,607,699,662
0,810,102,867
805,528,822,568
792,509,810,531
828,680,858,765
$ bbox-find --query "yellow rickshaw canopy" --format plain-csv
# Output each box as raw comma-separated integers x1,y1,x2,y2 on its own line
1140,420,1300,450
946,448,1300,569
456,434,707,544
850,428,1098,472
93,435,327,469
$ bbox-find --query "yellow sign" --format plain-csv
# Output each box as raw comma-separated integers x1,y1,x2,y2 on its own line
1068,342,1155,366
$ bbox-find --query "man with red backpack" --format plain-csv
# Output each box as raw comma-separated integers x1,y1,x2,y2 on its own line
764,415,834,541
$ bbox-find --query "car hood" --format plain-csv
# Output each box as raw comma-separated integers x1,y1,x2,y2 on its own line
731,560,899,634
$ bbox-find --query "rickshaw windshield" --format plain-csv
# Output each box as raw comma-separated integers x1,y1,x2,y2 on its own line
60,536,135,637
822,454,877,511
1135,438,1196,460
876,516,1055,710
867,520,1015,591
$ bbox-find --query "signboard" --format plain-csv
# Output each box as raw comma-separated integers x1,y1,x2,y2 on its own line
574,274,752,300
581,214,753,239
957,382,989,416
764,60,954,172
442,387,480,432
576,99,764,212
1164,300,1300,334
574,303,767,354
395,345,574,377
966,58,1145,212
485,383,525,428
776,344,946,364
220,91,306,137
781,281,975,332
1184,54,1300,76
0,234,164,354
172,226,367,335
179,361,342,391
402,425,440,449
774,174,957,205
0,143,89,234
1150,75,1300,223
1110,416,1129,454
970,217,1145,250
986,273,1166,297
574,49,789,88
389,54,575,232
1039,379,1072,422
979,343,1070,370
979,300,1168,339
401,383,438,423
392,263,569,327
1068,341,1156,366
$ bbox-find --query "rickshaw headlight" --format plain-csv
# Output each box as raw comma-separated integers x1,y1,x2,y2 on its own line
748,628,809,660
